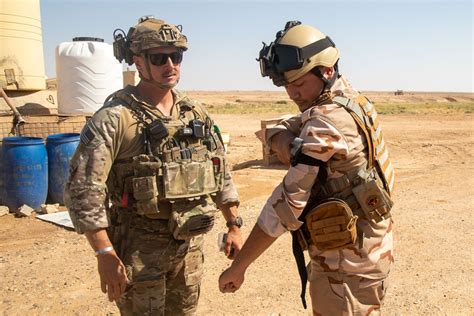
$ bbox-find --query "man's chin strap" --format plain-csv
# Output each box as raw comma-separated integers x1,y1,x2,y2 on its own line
138,57,179,89
309,61,340,107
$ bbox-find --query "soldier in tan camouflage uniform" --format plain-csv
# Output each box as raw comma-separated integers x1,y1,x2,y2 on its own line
64,16,243,315
219,21,395,315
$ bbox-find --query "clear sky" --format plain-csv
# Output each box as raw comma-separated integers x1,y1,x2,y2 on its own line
40,0,473,92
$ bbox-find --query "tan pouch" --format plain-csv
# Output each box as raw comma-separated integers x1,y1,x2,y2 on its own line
305,199,358,251
162,160,219,199
132,176,159,215
352,179,393,223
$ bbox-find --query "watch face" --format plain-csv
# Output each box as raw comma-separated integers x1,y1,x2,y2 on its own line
228,216,243,228
236,216,243,226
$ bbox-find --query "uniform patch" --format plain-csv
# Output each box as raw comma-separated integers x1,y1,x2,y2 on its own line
80,124,96,145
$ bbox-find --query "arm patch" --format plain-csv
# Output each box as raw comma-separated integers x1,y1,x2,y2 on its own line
80,123,96,146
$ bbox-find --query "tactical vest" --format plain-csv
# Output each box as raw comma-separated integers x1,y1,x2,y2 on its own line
298,94,395,221
106,89,226,220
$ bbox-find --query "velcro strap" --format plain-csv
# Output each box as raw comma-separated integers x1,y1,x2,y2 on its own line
315,230,352,243
310,216,347,230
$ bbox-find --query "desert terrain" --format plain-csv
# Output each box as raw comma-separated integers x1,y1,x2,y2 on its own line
0,91,473,315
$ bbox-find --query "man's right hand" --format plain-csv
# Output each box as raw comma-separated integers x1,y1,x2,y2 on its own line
270,130,296,165
219,265,245,293
96,251,129,302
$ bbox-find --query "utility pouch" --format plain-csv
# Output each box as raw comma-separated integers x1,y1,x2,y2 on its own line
132,176,159,215
352,179,393,223
169,203,217,240
305,199,358,251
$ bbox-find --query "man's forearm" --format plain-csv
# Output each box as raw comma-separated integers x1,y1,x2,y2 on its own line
219,201,240,223
230,223,277,272
85,229,114,254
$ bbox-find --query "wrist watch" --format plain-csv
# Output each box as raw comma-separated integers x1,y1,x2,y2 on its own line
226,216,243,228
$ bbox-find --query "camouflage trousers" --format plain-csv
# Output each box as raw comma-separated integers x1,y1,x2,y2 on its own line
309,272,388,316
114,218,204,316
307,218,393,315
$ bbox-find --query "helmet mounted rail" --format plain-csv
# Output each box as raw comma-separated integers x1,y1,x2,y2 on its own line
258,21,337,87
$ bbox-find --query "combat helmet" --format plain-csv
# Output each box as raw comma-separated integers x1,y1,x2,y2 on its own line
258,21,339,89
113,16,188,65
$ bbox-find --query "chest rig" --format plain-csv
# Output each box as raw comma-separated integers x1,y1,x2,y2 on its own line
107,89,225,219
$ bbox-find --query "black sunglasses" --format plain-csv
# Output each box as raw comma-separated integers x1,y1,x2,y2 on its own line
147,51,183,66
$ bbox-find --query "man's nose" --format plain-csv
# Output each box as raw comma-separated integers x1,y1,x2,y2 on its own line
163,56,174,68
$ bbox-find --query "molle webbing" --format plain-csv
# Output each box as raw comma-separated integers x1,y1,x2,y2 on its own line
332,96,395,195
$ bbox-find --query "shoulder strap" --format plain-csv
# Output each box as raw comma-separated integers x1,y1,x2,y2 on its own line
333,96,375,170
333,95,395,195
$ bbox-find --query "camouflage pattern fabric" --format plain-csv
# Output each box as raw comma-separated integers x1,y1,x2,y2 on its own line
116,220,203,315
65,86,239,233
64,86,239,313
309,271,388,315
257,76,394,313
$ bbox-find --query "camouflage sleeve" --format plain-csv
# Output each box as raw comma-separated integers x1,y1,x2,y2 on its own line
213,158,240,208
64,106,123,234
257,115,349,237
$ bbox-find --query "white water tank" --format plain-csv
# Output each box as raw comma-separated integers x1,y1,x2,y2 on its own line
56,37,123,115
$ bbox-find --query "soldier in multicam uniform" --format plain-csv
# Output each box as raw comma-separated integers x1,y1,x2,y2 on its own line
219,21,395,315
64,16,243,315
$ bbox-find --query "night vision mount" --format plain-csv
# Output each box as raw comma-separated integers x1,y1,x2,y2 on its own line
257,21,302,86
113,28,135,65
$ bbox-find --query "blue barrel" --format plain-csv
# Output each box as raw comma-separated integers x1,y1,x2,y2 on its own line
3,136,48,211
0,141,4,205
46,133,80,205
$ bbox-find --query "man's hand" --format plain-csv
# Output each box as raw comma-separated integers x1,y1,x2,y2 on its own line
224,226,243,259
97,251,129,302
271,130,296,165
219,264,245,293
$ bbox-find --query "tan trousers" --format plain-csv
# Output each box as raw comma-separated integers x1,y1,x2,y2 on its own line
309,272,389,316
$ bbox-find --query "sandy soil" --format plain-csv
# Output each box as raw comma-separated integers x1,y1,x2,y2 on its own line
1,95,473,315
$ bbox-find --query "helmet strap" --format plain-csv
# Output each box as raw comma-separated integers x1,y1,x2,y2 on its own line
309,61,340,106
311,60,339,93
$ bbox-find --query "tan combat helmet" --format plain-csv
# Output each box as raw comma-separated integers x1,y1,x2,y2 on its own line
113,16,187,65
128,16,188,54
113,16,187,87
258,21,339,87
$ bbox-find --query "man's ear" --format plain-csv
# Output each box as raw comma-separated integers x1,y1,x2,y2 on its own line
323,66,334,79
133,55,142,71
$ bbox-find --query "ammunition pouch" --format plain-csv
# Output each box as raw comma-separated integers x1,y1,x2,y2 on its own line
169,201,217,240
132,175,159,215
302,198,358,251
162,155,224,200
128,156,162,216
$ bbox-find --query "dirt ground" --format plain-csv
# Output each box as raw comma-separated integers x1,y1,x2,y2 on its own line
0,92,473,315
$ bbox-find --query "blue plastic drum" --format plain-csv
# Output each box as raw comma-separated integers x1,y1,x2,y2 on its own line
2,136,48,210
46,133,80,204
0,141,4,205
